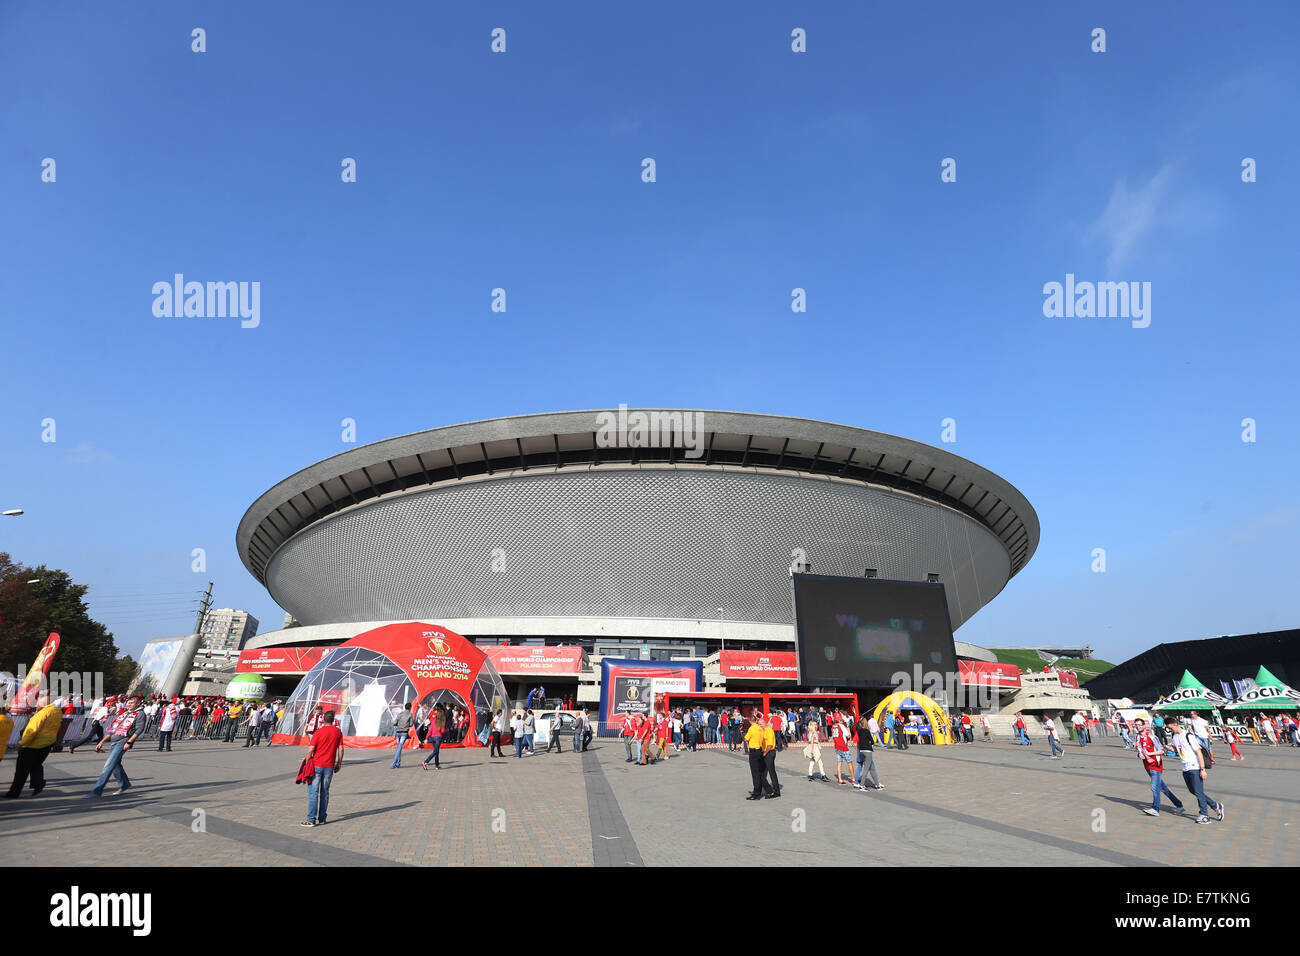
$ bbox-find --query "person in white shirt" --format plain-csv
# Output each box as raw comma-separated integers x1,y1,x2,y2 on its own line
1188,712,1214,759
1071,712,1088,747
1166,718,1223,824
1043,714,1063,758
980,713,991,741
67,701,111,753
243,704,262,747
157,699,180,752
510,712,524,758
489,709,506,757
545,712,564,753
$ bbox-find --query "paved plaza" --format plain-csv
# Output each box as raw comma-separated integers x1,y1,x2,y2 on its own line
1,734,1295,866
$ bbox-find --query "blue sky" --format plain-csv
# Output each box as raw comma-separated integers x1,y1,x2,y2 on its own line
2,1,1297,665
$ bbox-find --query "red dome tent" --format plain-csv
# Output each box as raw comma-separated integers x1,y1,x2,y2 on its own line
272,622,509,748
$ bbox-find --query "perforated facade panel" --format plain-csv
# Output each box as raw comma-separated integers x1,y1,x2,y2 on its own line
264,468,1011,632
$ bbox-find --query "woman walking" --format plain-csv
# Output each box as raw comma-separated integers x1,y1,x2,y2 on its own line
1223,725,1244,761
421,704,447,770
804,720,828,781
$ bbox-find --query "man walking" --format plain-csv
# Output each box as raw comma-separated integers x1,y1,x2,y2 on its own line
770,710,785,751
157,697,180,752
511,712,525,758
1133,717,1184,817
1013,712,1031,746
489,709,505,757
1167,718,1223,825
1188,712,1214,763
243,703,262,747
302,710,344,827
761,715,780,798
390,701,415,768
1043,713,1063,758
90,696,145,797
523,710,537,754
546,712,564,753
572,711,585,753
4,693,62,798
622,715,637,762
1116,712,1133,749
745,716,771,799
1071,711,1087,747
260,702,277,744
224,703,241,743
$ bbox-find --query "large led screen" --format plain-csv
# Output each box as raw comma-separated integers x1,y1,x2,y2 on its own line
793,575,957,687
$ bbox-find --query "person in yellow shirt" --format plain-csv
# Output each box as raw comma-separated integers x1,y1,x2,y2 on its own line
4,694,62,798
746,714,778,800
0,704,13,764
761,717,781,798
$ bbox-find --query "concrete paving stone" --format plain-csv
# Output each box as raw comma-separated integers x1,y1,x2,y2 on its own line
1,736,1293,866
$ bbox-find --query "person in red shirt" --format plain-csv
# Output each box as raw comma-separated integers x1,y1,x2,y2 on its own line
637,712,655,765
302,710,344,827
1133,717,1185,817
770,710,785,751
621,715,638,762
830,711,855,784
208,704,225,739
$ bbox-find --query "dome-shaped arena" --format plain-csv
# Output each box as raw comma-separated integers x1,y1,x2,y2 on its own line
238,411,1036,672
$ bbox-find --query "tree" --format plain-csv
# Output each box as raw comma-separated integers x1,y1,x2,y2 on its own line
0,552,131,694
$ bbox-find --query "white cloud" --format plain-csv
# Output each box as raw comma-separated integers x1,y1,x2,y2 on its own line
1086,165,1174,273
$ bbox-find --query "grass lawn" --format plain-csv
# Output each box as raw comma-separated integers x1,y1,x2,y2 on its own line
989,649,1116,682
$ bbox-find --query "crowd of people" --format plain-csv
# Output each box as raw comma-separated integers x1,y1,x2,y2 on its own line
0,691,287,801
7,685,1294,834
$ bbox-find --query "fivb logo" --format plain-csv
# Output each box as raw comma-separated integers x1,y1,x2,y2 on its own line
50,886,151,936
1043,274,1151,329
594,405,705,459
152,274,260,328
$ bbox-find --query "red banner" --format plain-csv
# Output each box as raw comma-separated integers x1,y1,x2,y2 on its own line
237,646,332,675
719,650,798,680
1056,670,1080,689
482,645,583,676
958,660,1023,688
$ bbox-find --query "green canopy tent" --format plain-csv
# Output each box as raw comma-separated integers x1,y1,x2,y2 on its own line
1224,666,1300,712
1153,670,1228,711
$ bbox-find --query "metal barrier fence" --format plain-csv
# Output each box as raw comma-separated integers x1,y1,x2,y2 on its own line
9,712,1297,756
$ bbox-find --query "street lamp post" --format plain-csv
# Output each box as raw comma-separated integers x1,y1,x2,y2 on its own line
717,608,725,653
